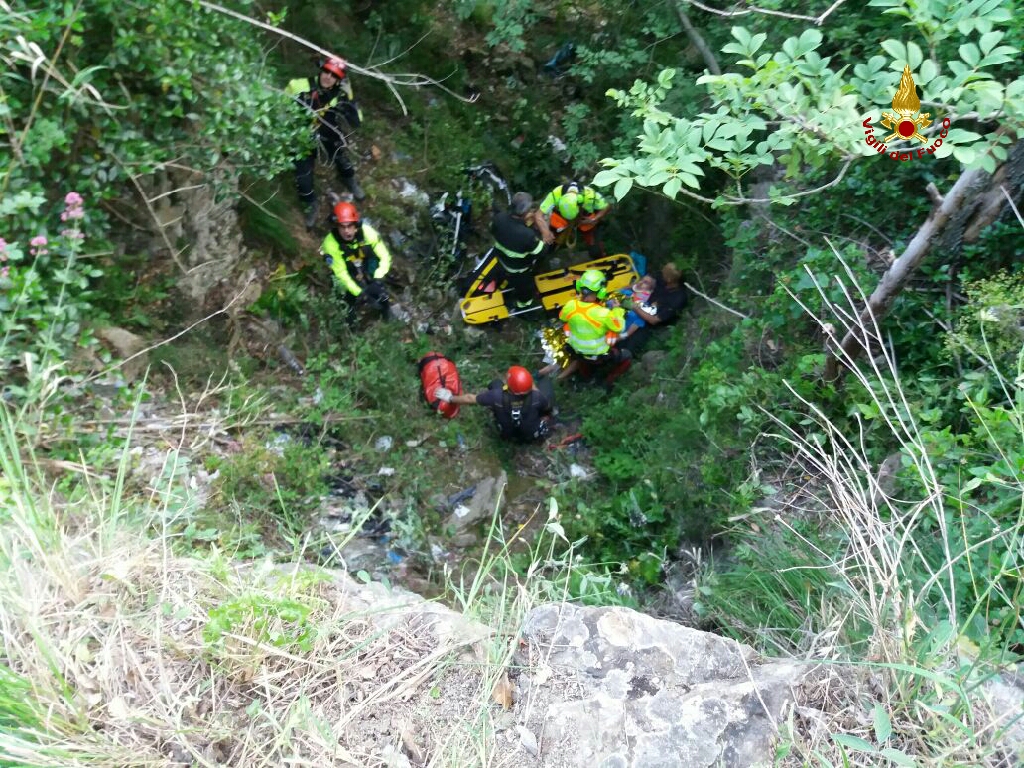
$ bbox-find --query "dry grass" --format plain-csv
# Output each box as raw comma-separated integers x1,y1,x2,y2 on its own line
0,389,576,767
754,245,1024,766
0,520,482,766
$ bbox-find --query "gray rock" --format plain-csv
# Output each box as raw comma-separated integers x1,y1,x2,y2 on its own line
450,532,480,548
521,604,802,767
976,669,1024,764
444,471,507,531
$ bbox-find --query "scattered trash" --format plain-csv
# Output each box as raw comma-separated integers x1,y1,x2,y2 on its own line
569,463,589,479
277,344,305,376
378,466,395,476
313,387,324,405
543,41,577,77
267,433,292,455
429,542,447,560
446,484,477,508
405,438,424,448
388,301,412,323
395,178,429,206
452,504,472,520
456,432,467,452
375,435,394,452
547,134,570,162
319,517,353,535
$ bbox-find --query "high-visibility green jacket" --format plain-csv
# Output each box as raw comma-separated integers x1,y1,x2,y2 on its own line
539,184,609,222
559,298,625,357
320,224,391,297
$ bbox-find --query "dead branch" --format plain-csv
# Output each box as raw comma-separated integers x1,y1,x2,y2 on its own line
1003,184,1024,228
683,0,849,25
823,167,989,381
675,2,721,75
683,282,750,319
197,1,478,113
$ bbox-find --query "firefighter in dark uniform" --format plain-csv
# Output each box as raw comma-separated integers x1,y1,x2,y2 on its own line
286,57,365,228
491,192,546,309
435,366,554,443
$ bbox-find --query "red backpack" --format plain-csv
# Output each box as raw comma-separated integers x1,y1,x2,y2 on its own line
417,352,462,418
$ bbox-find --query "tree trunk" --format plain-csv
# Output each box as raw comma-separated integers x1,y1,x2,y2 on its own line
675,2,721,75
823,167,989,381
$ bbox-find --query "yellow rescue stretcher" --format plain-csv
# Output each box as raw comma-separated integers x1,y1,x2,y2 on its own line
459,252,638,325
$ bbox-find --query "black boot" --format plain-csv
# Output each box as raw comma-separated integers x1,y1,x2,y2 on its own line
343,174,365,201
303,199,320,230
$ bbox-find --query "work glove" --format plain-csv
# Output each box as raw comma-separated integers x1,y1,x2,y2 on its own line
435,387,453,403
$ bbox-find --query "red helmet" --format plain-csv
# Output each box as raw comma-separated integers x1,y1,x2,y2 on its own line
321,57,347,79
333,201,360,224
507,366,533,395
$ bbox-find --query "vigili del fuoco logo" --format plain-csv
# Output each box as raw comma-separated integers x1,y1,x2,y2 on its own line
863,65,950,162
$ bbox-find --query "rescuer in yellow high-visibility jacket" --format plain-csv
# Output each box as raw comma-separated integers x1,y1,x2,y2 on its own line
320,201,392,319
556,269,632,389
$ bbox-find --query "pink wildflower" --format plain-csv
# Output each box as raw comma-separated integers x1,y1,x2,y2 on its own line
29,235,48,256
61,191,85,221
0,267,8,279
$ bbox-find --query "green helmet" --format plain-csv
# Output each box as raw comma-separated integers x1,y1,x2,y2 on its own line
576,269,607,298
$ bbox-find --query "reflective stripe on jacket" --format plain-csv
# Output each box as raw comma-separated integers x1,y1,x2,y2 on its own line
494,237,544,272
558,298,625,356
320,223,391,296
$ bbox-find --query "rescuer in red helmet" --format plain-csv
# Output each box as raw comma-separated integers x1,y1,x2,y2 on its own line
436,366,554,443
320,201,392,318
285,56,366,229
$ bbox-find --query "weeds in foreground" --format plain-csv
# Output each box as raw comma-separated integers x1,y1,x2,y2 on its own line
0,387,597,767
703,247,1024,766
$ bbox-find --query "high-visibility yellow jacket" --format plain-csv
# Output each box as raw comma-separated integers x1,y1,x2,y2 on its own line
320,224,390,297
539,184,609,223
559,298,625,357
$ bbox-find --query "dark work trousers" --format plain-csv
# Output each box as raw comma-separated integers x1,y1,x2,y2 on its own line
497,260,537,308
295,131,355,208
577,346,632,385
617,325,652,355
581,225,605,258
339,279,389,321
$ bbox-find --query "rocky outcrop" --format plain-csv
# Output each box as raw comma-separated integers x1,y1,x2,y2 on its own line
517,604,801,767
